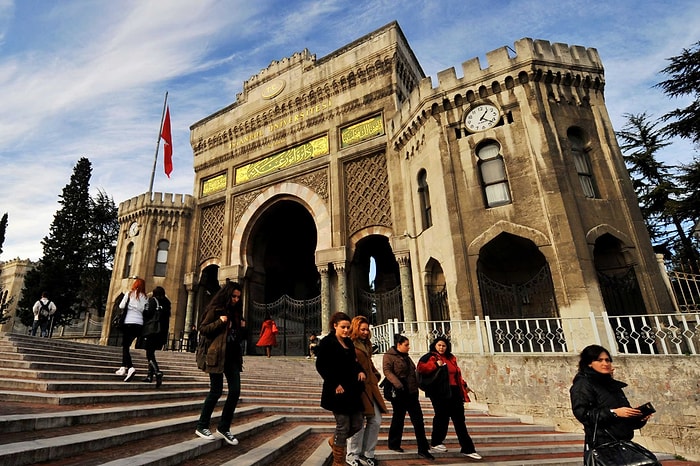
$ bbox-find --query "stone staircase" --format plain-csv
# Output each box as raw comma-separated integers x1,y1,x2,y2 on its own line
0,332,633,465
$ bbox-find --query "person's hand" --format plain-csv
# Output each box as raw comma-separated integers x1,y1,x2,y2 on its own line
335,384,345,394
612,407,642,418
358,372,366,382
219,315,228,323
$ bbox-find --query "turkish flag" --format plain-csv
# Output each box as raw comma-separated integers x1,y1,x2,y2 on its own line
161,106,173,178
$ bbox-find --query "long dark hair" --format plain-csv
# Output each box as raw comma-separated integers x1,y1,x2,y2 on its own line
205,281,242,316
429,336,453,358
577,344,611,373
328,311,351,332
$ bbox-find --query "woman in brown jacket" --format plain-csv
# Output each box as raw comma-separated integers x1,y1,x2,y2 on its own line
194,281,244,446
346,316,387,466
382,334,434,460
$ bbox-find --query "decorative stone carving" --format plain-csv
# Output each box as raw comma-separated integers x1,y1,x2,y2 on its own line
345,152,392,235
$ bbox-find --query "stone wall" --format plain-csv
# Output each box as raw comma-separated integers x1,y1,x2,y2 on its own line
374,353,700,461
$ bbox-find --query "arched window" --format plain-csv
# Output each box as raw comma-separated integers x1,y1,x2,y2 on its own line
477,141,511,207
123,243,133,278
154,240,169,277
417,169,432,229
569,128,598,198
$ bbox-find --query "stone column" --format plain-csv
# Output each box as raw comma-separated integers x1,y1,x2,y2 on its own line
396,253,416,322
333,261,348,316
319,264,331,334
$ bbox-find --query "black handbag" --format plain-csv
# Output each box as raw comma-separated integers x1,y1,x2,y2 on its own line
111,294,128,329
585,413,660,466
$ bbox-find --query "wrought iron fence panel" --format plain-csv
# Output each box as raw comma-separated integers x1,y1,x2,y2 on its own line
485,316,567,353
251,294,321,356
668,270,700,312
603,312,700,356
358,286,403,325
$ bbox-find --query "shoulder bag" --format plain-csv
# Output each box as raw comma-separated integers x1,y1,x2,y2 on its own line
584,412,660,466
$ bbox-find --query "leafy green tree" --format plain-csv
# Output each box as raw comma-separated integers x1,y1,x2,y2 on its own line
81,190,119,317
656,41,700,147
616,113,699,270
18,158,94,327
0,212,7,256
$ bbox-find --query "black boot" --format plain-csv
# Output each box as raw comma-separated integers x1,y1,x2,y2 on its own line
142,360,154,383
150,360,163,388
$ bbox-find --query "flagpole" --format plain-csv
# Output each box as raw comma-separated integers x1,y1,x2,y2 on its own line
149,91,169,195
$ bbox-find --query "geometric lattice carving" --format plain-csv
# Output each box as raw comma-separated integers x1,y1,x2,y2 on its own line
345,152,392,235
292,169,329,202
233,190,262,226
198,202,225,262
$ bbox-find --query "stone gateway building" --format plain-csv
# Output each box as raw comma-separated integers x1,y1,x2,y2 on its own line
101,22,672,354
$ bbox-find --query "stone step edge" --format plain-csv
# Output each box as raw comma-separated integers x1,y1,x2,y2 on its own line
0,412,286,465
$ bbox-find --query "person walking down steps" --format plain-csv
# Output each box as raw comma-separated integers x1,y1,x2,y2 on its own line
141,286,171,388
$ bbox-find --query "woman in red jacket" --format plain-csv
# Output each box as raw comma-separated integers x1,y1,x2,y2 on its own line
255,314,277,358
416,336,482,460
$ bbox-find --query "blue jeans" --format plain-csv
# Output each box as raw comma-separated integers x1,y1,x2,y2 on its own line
197,367,241,433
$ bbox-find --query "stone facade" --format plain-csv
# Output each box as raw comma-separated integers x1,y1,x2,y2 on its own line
104,21,673,351
0,258,34,333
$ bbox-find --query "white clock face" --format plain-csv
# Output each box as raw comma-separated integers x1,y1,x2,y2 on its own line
128,222,140,237
465,104,500,132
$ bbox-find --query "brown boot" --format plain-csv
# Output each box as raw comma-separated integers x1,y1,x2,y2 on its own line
332,444,347,466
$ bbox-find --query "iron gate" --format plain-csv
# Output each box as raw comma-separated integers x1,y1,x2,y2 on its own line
250,294,321,356
357,286,403,325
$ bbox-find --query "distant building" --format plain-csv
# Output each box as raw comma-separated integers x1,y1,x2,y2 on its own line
102,22,673,353
0,258,35,333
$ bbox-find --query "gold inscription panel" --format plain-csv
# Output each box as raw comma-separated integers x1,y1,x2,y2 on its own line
235,135,330,184
340,114,384,148
201,173,227,197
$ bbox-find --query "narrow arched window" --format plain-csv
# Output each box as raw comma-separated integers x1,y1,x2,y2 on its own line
123,243,133,278
477,142,511,207
417,169,432,229
154,240,169,277
569,128,598,198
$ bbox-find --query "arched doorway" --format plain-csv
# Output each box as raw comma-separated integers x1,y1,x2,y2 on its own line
594,233,647,316
426,258,449,321
246,199,321,356
352,235,402,325
477,232,558,319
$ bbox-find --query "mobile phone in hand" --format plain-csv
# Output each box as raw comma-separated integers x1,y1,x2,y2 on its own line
636,402,656,417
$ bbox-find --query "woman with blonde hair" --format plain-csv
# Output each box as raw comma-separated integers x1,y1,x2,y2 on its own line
346,315,387,466
115,277,148,382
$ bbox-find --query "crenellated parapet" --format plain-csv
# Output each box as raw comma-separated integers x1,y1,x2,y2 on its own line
118,192,195,224
389,38,605,150
238,49,317,101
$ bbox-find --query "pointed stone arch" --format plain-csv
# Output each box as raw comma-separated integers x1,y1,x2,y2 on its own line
468,220,551,257
230,182,331,269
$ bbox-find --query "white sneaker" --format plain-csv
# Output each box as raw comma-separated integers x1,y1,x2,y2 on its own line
463,452,483,460
195,427,215,440
124,367,136,382
115,367,126,376
431,444,448,452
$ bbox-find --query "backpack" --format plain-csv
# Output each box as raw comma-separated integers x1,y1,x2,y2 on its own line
39,300,52,319
142,298,163,337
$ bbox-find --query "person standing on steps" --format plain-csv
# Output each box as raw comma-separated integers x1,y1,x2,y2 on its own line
346,315,387,466
140,286,171,388
316,312,367,466
32,292,56,337
417,336,482,460
194,281,244,446
382,334,434,460
255,313,278,358
115,278,147,382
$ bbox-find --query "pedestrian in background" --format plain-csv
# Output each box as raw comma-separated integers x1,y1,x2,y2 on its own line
195,281,244,446
32,291,56,337
417,336,481,460
382,334,434,460
115,278,147,382
346,315,387,466
256,313,278,358
316,312,366,466
141,286,171,387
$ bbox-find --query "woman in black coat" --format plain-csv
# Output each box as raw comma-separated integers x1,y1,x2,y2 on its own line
316,311,366,466
569,345,651,452
141,286,171,387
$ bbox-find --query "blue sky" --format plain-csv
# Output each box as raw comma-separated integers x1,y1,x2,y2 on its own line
1,0,699,261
